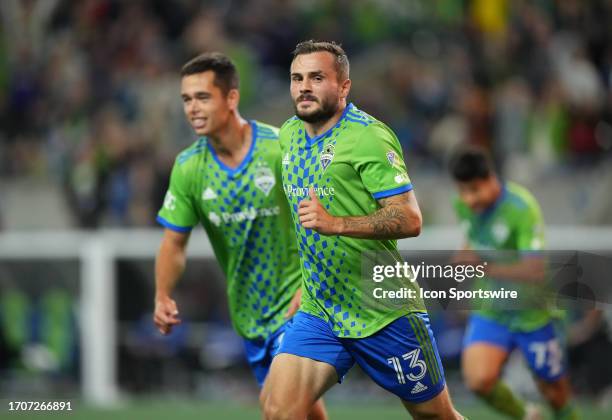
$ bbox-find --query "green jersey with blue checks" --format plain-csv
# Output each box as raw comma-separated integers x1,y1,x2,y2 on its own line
157,121,301,340
454,181,556,331
279,103,426,339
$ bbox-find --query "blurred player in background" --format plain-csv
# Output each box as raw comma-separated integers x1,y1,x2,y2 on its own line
153,52,326,419
450,148,578,419
261,40,464,420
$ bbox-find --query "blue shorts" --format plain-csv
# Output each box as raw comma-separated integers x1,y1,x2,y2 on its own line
278,311,446,403
463,314,566,382
243,323,287,386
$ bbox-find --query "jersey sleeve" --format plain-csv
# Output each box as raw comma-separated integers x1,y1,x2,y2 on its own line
156,159,199,232
352,123,413,199
515,203,545,252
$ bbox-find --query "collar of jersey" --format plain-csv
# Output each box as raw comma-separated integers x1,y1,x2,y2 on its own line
479,182,508,220
303,103,354,148
206,120,257,178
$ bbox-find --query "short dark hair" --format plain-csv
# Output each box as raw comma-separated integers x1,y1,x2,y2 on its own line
292,40,350,81
181,52,239,95
449,147,494,182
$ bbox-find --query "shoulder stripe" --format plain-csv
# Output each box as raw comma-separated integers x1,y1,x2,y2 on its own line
258,126,276,133
257,132,279,139
345,116,370,126
347,110,374,120
178,145,205,165
178,138,206,165
347,110,366,118
505,188,531,210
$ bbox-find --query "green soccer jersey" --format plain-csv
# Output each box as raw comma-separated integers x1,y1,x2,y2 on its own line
279,103,425,338
157,121,301,340
454,181,555,331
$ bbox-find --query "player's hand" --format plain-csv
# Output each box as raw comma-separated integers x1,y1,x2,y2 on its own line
153,295,182,335
285,287,302,319
298,187,340,235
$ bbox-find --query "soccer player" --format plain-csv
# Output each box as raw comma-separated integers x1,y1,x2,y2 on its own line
261,41,464,420
450,148,579,419
153,52,326,419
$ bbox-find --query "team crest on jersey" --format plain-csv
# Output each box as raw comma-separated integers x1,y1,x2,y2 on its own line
254,163,275,196
492,222,510,244
320,144,335,171
386,151,397,166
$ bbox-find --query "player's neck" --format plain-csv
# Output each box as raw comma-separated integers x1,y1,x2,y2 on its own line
304,102,347,138
486,177,503,209
208,114,252,167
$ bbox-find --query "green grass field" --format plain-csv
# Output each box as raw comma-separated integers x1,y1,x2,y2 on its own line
1,399,609,419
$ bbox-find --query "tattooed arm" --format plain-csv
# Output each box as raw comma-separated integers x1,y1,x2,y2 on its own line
339,191,422,239
298,188,422,239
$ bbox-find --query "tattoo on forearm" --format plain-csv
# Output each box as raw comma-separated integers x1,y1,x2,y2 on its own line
369,205,409,236
341,195,413,239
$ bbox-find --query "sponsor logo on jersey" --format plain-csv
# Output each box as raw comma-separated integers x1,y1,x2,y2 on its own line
411,381,428,394
320,144,335,171
284,185,335,197
202,187,218,200
210,206,280,226
386,151,397,166
209,212,221,227
163,191,176,211
254,164,276,196
282,153,291,166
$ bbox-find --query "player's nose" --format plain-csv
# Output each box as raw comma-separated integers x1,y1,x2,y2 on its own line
189,101,203,115
300,79,313,92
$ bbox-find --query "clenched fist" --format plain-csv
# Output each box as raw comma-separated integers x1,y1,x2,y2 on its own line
153,295,182,335
298,187,340,235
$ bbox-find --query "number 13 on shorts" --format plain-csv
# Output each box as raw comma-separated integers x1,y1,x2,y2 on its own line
387,348,428,384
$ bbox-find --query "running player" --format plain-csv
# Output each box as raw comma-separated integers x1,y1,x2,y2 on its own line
153,52,326,419
261,40,464,420
451,147,578,419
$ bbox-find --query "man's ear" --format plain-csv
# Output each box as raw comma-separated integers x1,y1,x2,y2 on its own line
340,78,351,101
227,88,240,110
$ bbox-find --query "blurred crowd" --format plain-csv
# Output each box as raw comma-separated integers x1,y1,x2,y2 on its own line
1,0,611,228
